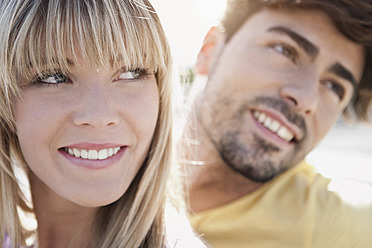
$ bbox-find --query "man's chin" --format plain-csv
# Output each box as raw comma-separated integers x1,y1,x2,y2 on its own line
226,161,280,183
228,155,302,183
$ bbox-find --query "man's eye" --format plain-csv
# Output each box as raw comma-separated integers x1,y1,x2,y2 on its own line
37,73,69,84
322,80,345,100
271,44,297,63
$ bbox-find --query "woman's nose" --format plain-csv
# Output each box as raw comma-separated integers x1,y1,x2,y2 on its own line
72,82,120,129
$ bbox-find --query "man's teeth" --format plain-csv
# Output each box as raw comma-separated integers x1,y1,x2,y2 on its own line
64,147,121,160
253,110,294,142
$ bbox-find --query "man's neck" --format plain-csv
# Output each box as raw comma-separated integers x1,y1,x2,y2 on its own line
179,107,263,213
187,164,263,213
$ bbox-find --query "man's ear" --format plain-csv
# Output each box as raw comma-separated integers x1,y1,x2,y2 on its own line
195,26,224,76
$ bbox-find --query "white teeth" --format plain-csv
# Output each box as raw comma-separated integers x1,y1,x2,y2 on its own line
108,148,114,157
263,117,272,128
270,120,280,133
98,149,108,160
88,150,98,160
65,147,122,160
73,148,81,158
258,112,266,123
253,110,295,142
81,150,88,159
277,126,294,142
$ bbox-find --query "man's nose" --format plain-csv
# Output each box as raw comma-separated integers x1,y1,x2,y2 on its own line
72,82,120,129
279,77,319,115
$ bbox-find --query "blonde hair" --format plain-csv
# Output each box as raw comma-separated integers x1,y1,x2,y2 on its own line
0,0,173,247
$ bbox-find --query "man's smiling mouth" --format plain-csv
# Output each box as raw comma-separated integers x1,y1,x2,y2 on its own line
63,147,123,160
253,110,295,142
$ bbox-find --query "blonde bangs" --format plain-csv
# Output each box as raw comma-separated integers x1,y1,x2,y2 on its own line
7,0,169,85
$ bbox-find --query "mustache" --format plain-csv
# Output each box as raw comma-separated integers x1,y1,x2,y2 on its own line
248,97,307,136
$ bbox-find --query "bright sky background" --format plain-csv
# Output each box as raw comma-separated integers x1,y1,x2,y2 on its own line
152,0,226,68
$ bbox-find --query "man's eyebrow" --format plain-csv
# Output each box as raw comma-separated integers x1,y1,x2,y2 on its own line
267,26,319,59
329,63,358,95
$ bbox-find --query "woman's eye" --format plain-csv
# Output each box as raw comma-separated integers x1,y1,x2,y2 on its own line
115,69,145,81
37,73,69,84
323,80,345,100
271,44,297,63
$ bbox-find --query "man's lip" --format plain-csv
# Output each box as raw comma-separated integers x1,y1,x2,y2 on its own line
251,108,303,141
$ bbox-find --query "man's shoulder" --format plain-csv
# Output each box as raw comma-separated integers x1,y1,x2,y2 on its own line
190,161,372,247
192,160,372,213
282,161,372,210
311,176,372,223
289,162,372,208
317,176,372,206
305,176,372,247
286,163,372,243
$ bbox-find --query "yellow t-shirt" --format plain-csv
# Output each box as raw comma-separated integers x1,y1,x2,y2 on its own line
190,161,372,248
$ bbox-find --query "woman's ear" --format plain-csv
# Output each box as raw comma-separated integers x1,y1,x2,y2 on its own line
195,26,224,76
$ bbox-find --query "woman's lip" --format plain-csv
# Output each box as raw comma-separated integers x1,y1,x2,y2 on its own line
59,146,127,170
60,142,127,150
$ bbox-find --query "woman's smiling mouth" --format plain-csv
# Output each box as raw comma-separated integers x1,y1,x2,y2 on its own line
58,143,129,169
63,146,123,160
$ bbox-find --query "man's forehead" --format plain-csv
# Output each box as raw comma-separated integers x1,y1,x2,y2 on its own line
232,8,365,81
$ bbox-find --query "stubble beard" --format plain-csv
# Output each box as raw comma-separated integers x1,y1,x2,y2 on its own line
198,96,307,183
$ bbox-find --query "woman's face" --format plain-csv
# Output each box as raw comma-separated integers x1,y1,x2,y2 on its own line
15,57,159,207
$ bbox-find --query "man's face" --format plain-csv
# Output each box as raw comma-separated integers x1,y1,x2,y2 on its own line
196,8,364,182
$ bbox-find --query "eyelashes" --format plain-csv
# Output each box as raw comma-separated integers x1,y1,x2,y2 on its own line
269,43,298,64
31,71,71,85
321,79,345,100
29,68,153,86
114,68,152,81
